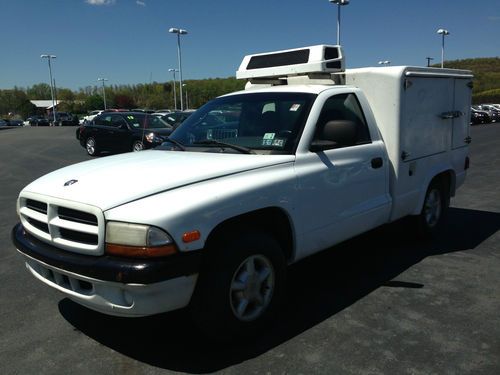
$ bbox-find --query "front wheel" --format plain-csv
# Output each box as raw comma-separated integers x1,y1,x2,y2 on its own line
190,230,286,341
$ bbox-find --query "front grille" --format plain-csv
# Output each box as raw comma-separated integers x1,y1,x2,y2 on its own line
26,199,47,214
27,217,49,233
58,207,98,226
19,195,104,255
59,228,98,245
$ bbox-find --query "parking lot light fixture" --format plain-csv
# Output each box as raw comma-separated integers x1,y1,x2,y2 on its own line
378,60,391,66
40,54,57,125
168,68,178,110
329,0,350,45
437,28,450,68
169,27,188,111
97,78,109,110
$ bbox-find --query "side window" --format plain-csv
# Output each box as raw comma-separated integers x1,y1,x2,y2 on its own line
313,93,371,148
111,115,127,128
95,115,112,127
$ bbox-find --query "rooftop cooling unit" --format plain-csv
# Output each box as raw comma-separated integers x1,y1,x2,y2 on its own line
236,45,345,80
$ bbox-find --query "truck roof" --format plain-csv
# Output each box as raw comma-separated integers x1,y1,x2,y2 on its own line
221,84,349,97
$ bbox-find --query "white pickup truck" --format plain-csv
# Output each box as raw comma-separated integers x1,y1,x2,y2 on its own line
13,45,472,338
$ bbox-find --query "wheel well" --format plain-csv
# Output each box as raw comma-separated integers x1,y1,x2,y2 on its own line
205,208,294,262
431,170,455,198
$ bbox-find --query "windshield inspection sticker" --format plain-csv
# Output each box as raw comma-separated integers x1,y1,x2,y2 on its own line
272,138,285,147
262,133,275,146
290,104,301,112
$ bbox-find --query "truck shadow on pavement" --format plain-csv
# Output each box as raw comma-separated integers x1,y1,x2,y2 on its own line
59,207,500,373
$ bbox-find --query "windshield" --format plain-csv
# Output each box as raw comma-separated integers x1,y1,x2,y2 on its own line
169,92,316,154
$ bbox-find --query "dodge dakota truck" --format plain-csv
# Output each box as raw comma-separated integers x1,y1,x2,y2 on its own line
12,45,472,338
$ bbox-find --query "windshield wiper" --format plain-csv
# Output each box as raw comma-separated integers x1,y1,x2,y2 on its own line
163,137,186,151
193,139,255,154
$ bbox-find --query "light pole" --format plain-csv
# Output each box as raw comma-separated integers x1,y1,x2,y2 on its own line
437,28,450,68
97,78,108,110
169,27,188,111
168,68,178,110
329,0,350,45
41,54,57,125
426,57,434,67
183,83,188,109
378,60,391,66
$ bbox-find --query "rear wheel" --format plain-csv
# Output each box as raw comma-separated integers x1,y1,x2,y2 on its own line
132,140,144,152
415,179,449,237
85,137,99,156
190,230,286,341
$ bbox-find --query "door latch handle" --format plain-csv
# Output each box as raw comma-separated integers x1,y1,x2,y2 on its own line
371,157,383,169
464,136,472,144
440,111,463,119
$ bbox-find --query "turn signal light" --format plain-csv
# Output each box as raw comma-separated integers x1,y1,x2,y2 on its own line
182,230,201,243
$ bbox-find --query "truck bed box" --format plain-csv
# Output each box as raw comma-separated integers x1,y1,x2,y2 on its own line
346,67,473,220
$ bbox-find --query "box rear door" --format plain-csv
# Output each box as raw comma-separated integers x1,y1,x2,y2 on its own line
402,77,453,161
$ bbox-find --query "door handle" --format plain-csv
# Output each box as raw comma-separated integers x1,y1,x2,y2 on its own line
440,111,463,119
371,157,383,169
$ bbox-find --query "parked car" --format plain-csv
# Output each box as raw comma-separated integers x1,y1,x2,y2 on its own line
2,119,24,126
79,112,174,156
160,111,193,129
49,112,79,126
155,109,172,114
470,108,489,125
82,110,104,124
0,119,7,127
27,116,50,126
477,104,500,123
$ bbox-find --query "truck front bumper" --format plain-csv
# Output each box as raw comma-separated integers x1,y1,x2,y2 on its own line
12,223,201,317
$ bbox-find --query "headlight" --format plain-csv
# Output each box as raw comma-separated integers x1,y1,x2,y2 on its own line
105,221,177,258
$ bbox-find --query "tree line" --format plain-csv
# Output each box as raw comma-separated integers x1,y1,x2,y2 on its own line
0,77,245,119
1,57,499,119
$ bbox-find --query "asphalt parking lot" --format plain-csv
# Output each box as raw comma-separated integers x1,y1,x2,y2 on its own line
1,125,499,374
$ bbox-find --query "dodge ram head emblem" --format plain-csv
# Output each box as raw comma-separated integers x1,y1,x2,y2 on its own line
64,179,78,186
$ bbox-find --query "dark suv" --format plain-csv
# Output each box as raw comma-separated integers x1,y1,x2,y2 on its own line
79,112,173,156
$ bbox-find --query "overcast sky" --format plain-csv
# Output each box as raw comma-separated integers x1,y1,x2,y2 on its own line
0,0,498,90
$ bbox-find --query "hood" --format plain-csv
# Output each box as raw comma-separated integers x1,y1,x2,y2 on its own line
22,150,295,210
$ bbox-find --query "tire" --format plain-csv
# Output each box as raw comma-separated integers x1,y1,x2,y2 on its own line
132,140,144,152
85,137,99,156
190,230,286,341
415,179,449,237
